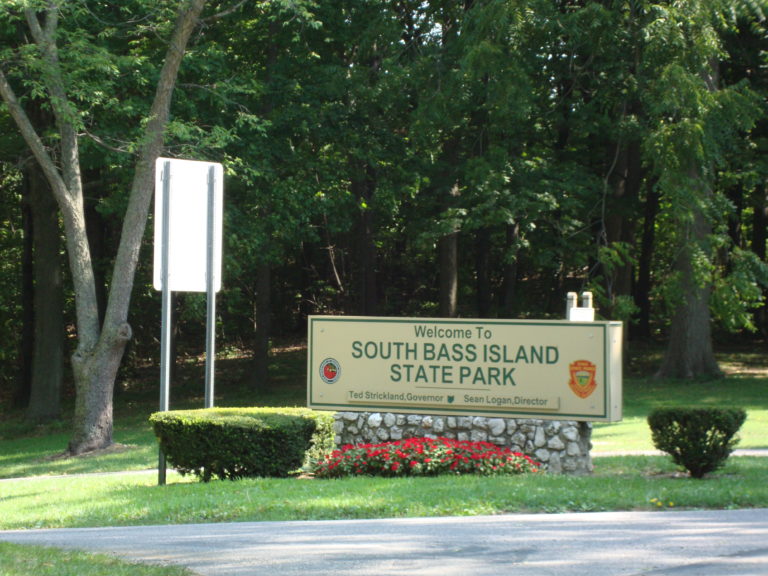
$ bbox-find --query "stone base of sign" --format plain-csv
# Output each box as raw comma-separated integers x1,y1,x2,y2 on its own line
333,412,593,475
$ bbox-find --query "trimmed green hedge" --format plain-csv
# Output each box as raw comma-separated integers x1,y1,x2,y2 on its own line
149,407,334,481
647,407,746,479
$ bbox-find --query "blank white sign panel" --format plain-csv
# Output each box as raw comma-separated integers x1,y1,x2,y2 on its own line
153,157,223,292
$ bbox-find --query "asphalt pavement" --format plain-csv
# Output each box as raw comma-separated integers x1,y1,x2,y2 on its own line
2,509,767,575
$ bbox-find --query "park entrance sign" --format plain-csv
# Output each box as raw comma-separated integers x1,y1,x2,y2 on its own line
307,316,622,422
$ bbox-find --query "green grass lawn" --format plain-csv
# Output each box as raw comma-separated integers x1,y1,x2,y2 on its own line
0,542,195,576
0,455,766,531
2,373,763,480
592,373,768,451
0,343,766,526
2,455,764,576
0,342,766,575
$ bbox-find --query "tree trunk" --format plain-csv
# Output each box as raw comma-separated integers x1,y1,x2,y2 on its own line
603,140,641,303
69,327,130,454
250,17,278,387
253,265,271,390
501,222,519,317
351,167,378,316
85,186,108,325
752,183,767,262
439,233,458,317
751,183,767,336
358,209,378,316
602,138,641,362
438,179,461,318
475,228,492,318
18,173,34,408
26,164,64,424
656,186,721,379
635,181,659,340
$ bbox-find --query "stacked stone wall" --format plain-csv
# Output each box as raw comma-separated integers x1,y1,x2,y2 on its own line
333,412,593,475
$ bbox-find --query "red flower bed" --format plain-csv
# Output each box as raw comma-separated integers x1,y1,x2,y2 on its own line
312,437,540,478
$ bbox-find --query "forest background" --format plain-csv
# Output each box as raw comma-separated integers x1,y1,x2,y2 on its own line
1,1,767,454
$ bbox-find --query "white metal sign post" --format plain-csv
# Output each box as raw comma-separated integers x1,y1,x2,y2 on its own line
204,164,217,408
154,157,223,484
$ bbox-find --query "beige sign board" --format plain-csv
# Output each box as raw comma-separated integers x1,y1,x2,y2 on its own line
307,316,623,422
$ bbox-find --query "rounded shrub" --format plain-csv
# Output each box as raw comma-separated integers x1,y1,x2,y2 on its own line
150,407,334,481
647,407,746,478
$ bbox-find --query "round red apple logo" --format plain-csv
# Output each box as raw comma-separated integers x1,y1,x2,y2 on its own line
319,358,341,384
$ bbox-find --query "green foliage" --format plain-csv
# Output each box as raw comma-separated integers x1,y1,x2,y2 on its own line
1,0,768,378
302,407,336,470
648,407,747,478
712,247,768,332
0,163,22,394
149,407,334,482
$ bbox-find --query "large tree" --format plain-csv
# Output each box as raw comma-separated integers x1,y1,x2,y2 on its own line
0,0,207,453
644,0,762,378
23,162,64,423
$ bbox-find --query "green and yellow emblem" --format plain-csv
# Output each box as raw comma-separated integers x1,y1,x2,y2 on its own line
568,360,597,399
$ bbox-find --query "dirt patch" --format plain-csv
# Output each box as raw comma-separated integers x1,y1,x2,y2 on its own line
721,362,768,377
646,470,691,479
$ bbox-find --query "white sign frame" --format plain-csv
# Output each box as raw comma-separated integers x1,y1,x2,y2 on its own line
153,157,223,292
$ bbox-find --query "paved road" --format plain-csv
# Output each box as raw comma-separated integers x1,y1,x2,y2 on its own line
1,509,767,575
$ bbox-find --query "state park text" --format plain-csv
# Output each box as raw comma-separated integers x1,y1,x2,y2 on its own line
351,332,560,387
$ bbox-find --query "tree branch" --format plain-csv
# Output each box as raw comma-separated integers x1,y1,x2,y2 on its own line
21,2,100,351
200,0,251,24
0,68,68,203
25,4,82,193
